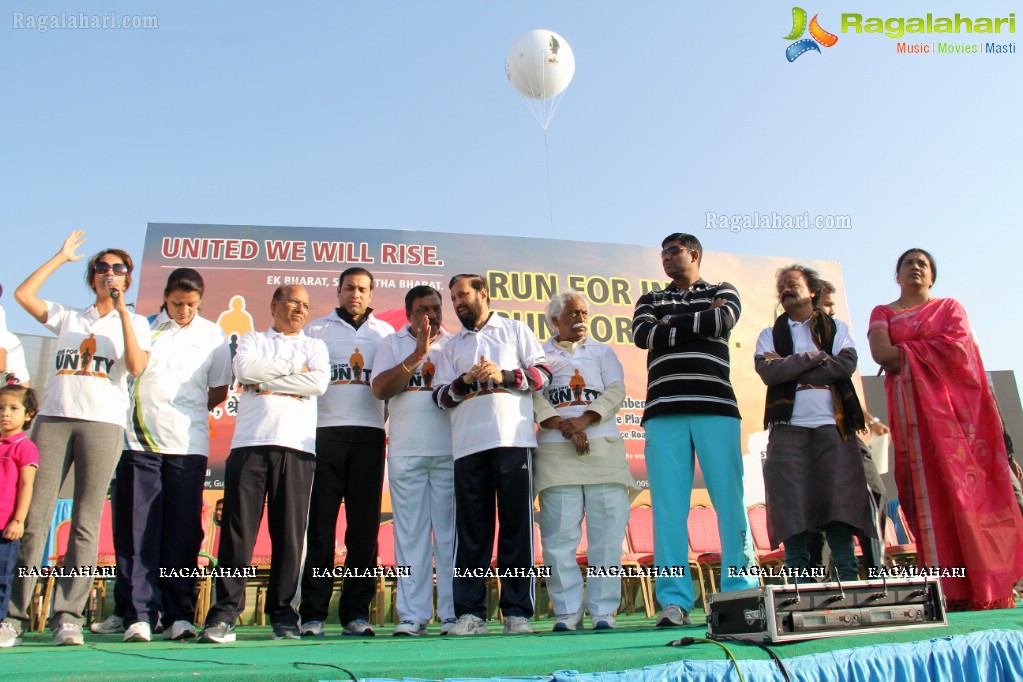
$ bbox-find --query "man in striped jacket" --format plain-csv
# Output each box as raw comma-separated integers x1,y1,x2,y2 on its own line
632,233,758,627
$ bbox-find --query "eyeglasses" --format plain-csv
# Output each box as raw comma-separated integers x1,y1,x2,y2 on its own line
94,262,129,276
277,297,310,312
660,245,689,258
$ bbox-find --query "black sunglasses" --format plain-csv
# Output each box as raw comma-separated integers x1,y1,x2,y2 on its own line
95,262,129,276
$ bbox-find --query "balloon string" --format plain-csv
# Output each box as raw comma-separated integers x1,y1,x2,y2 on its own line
544,128,554,237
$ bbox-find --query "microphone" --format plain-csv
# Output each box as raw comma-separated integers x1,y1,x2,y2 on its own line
105,276,120,300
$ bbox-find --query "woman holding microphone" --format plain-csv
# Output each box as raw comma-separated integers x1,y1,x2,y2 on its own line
2,231,150,646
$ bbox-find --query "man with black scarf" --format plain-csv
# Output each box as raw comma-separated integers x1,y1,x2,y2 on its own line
754,265,875,582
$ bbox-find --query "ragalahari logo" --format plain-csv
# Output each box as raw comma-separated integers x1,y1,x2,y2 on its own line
784,7,839,61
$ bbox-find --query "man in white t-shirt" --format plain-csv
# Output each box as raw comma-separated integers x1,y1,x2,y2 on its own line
198,284,328,644
372,285,456,636
755,266,874,583
433,274,551,636
0,298,29,386
0,330,29,386
299,268,394,638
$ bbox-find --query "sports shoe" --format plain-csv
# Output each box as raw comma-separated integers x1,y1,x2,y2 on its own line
447,614,489,635
552,609,583,632
197,621,236,643
0,622,22,648
123,621,152,642
502,615,533,634
163,620,196,641
52,623,84,646
591,614,616,630
342,619,375,636
392,620,428,636
271,623,301,640
439,617,458,635
89,614,125,634
300,620,325,637
655,604,691,627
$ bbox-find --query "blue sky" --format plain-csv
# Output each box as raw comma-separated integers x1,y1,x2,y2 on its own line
2,1,1020,391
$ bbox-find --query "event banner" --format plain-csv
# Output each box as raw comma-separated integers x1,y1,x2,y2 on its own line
138,223,850,490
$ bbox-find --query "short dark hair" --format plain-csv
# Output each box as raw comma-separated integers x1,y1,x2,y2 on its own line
86,249,134,292
896,248,937,285
448,274,488,295
776,264,823,304
661,232,704,264
0,384,39,427
819,279,837,295
339,267,374,290
404,285,441,313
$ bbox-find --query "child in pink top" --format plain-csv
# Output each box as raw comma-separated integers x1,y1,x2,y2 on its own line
0,385,40,647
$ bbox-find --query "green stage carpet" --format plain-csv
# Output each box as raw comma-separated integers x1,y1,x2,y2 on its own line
4,604,1022,681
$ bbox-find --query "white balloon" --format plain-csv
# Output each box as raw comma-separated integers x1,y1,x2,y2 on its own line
505,29,575,101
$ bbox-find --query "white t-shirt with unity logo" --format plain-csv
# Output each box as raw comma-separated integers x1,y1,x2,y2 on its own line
305,311,394,429
535,336,625,445
39,300,153,427
375,324,453,458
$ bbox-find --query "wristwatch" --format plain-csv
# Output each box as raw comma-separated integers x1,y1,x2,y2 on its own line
659,315,672,326
868,417,880,426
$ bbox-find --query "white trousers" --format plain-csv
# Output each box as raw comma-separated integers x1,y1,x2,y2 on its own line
538,483,630,617
388,455,456,623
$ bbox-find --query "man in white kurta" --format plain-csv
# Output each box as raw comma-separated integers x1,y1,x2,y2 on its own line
533,292,634,630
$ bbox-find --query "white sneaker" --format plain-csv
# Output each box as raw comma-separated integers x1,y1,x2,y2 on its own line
447,614,489,635
552,609,583,631
300,620,324,637
655,604,692,627
342,619,375,636
197,621,235,643
0,622,21,648
591,614,616,630
89,614,125,634
503,615,533,634
163,620,196,640
439,617,458,635
52,623,84,646
123,622,152,643
392,620,428,636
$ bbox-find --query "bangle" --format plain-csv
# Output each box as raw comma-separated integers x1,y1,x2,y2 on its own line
868,417,880,426
401,354,425,373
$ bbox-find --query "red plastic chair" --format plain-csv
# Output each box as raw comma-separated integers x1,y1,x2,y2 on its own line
195,499,219,625
371,521,398,625
687,505,723,594
575,517,589,567
36,520,72,632
621,505,657,616
249,508,273,625
85,500,118,626
747,504,787,583
884,515,918,567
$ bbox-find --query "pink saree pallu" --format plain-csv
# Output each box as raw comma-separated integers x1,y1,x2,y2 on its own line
870,298,1023,611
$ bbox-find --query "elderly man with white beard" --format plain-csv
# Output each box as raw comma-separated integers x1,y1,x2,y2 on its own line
533,291,635,630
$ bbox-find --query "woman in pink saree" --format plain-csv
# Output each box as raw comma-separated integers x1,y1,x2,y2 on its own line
869,248,1023,611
